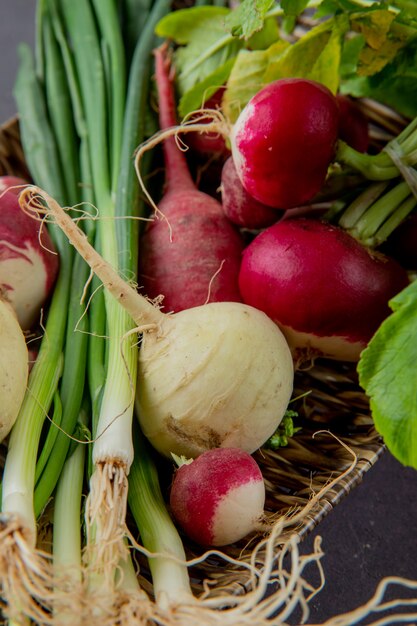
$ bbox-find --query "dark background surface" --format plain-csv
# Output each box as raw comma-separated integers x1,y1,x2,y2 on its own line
1,3,417,624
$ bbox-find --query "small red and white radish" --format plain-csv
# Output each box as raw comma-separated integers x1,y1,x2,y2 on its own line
0,176,59,329
238,217,409,363
220,156,282,229
24,187,294,460
138,46,243,312
230,78,340,209
170,448,265,547
0,297,28,442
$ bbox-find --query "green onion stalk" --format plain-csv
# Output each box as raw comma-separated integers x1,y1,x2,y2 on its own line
0,17,86,623
128,424,193,611
319,117,417,249
336,116,417,190
41,0,172,610
52,407,89,624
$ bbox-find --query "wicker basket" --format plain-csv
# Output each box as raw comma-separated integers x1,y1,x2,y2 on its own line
0,114,387,599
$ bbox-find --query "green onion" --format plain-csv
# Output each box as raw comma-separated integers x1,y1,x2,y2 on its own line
128,425,193,609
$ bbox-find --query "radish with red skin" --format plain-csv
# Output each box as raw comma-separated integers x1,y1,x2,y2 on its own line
221,157,283,229
185,88,230,159
139,47,243,312
0,176,29,196
0,177,59,329
230,78,340,209
238,218,409,363
170,448,265,547
336,95,369,153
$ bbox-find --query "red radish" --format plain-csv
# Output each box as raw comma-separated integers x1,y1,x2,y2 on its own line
238,218,409,363
336,95,369,153
230,78,340,209
221,156,283,229
185,89,230,159
138,46,243,312
170,448,265,547
0,177,59,329
0,175,29,195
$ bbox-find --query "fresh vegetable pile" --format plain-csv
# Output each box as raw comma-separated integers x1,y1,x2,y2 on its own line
1,1,417,625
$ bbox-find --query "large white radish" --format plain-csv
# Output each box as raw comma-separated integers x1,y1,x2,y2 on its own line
22,189,294,459
0,298,28,441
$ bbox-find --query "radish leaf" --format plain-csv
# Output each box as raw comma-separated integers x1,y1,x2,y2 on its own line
178,57,236,117
358,280,417,469
155,7,241,96
223,17,345,122
222,41,289,122
224,0,275,40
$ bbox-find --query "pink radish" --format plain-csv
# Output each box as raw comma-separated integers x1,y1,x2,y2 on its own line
138,46,243,312
230,78,340,209
0,177,59,329
221,156,283,229
238,218,409,363
170,448,265,547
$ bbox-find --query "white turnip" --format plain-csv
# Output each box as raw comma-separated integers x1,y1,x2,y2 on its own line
0,176,59,329
170,448,265,547
0,297,28,442
22,188,294,460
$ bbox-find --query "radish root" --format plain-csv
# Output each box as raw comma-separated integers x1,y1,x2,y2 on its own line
133,110,229,219
0,514,84,626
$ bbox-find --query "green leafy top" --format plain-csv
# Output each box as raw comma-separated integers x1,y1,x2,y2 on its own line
224,0,275,39
358,279,417,469
155,1,417,120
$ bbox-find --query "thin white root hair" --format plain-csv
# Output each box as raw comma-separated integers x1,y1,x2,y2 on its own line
133,110,228,222
0,514,55,625
306,576,417,626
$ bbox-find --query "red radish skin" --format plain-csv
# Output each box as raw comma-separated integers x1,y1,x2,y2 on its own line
139,47,243,312
221,157,283,229
238,218,409,363
0,177,59,329
231,78,340,209
336,95,369,153
0,176,29,195
185,89,230,159
170,448,265,547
